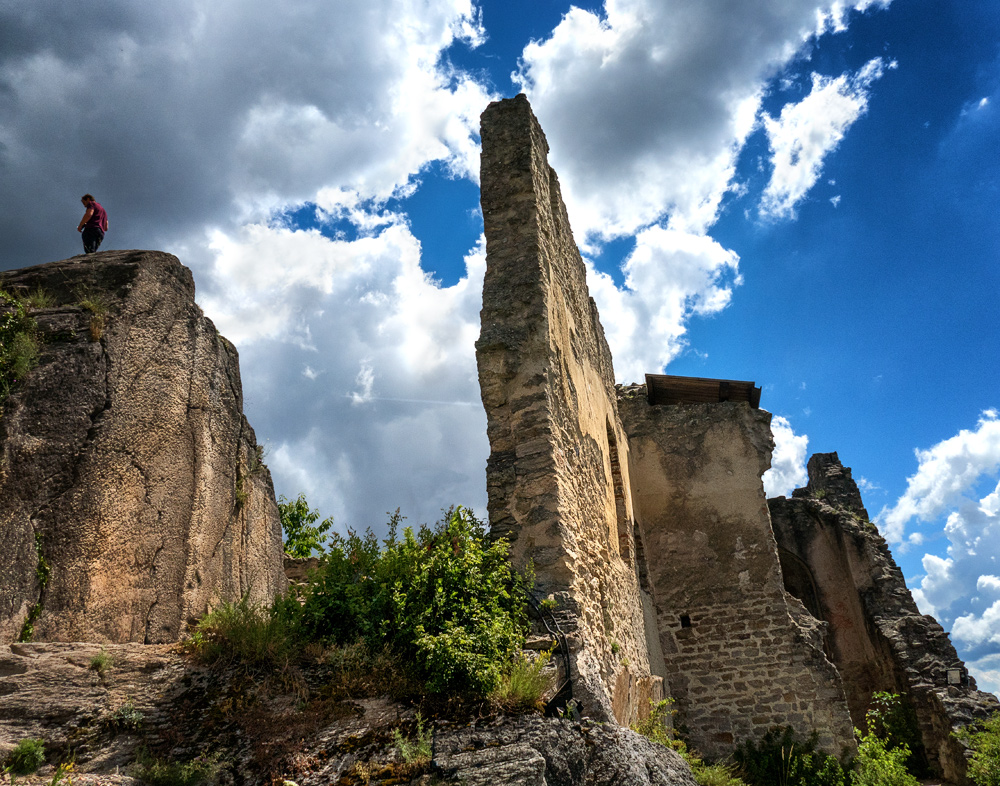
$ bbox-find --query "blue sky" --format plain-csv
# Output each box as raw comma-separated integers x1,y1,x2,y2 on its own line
1,0,999,691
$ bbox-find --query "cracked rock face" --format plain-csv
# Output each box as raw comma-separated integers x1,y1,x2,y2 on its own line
0,250,286,644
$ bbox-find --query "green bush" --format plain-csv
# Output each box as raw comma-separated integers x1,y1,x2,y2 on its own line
851,731,917,786
279,493,333,557
0,289,40,404
631,699,747,786
955,712,1000,786
392,712,433,764
295,506,529,695
850,692,919,786
863,691,925,775
4,737,45,775
734,727,846,786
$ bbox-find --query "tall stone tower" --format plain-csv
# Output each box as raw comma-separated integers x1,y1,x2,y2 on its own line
476,94,663,723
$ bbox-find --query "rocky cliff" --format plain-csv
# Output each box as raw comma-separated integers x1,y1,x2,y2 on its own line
0,250,286,645
770,453,1000,783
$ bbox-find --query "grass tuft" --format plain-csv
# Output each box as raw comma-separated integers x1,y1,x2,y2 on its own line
489,649,553,713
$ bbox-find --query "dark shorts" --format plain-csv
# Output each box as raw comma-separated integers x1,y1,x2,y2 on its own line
82,227,104,254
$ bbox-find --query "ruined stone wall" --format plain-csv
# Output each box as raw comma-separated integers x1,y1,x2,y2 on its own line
476,94,662,723
770,453,1000,783
0,251,286,644
618,388,856,758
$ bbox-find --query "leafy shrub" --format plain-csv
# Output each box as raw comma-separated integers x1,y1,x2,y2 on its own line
863,691,925,775
132,749,221,786
279,493,333,557
295,506,529,695
849,692,918,786
107,697,145,731
954,712,1000,786
851,731,917,786
632,697,677,748
4,737,45,775
734,726,846,786
184,595,298,674
0,289,40,404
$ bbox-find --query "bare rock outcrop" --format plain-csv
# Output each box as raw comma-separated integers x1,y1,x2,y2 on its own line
770,452,1000,784
0,643,698,786
0,250,286,644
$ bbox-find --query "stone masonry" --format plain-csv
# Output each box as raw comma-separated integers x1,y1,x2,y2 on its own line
770,453,1000,783
0,251,286,644
476,93,992,778
477,94,663,724
617,388,856,759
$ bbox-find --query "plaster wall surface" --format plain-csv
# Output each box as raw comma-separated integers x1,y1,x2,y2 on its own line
476,94,661,724
618,389,856,759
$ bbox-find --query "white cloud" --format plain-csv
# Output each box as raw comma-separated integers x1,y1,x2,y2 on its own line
200,218,488,529
763,416,810,497
888,413,1000,689
760,58,891,219
879,410,1000,543
516,0,891,241
589,227,741,380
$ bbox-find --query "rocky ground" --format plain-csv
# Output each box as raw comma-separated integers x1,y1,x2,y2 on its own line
0,643,697,785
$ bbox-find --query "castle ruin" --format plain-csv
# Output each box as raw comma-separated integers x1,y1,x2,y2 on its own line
476,94,998,780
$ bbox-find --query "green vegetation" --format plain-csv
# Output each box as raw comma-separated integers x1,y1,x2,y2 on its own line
89,647,114,675
107,697,145,732
489,649,553,712
632,699,747,786
186,505,531,700
293,506,529,695
0,289,41,407
862,691,924,775
184,594,298,676
17,533,51,642
392,712,433,765
279,493,333,557
734,726,846,786
132,749,221,786
955,712,1000,786
23,287,54,310
3,737,46,776
850,692,919,786
76,290,110,342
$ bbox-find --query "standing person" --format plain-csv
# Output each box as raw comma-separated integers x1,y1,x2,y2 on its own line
77,194,108,254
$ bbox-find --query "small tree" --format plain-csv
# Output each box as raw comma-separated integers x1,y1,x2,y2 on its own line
278,493,333,557
851,693,918,786
955,712,1000,786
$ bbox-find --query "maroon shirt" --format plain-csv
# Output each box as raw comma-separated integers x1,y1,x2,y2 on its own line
85,201,108,231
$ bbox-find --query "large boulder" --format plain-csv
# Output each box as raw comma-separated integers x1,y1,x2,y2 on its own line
0,250,286,644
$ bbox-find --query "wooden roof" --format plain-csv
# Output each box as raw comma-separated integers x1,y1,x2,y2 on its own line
645,374,761,408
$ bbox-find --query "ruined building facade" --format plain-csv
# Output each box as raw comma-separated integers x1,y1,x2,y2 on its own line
476,94,997,780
